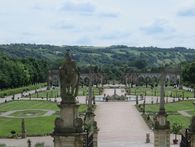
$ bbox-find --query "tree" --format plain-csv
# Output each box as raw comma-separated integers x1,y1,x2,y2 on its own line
0,52,48,89
134,60,147,69
182,61,195,97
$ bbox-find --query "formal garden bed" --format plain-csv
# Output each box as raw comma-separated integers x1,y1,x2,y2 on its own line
0,83,47,98
27,86,101,98
0,100,87,138
137,100,194,129
126,86,193,98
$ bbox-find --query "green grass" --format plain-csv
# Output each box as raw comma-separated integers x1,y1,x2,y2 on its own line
127,86,193,98
168,115,191,128
186,110,195,116
31,88,60,98
30,86,100,98
0,100,87,137
144,101,194,129
145,101,195,113
0,83,47,98
0,101,58,111
12,110,46,117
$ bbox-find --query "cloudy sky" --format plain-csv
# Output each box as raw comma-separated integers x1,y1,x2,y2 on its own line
1,0,195,48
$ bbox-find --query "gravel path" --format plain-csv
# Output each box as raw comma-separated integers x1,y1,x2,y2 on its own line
178,109,193,117
96,88,154,147
95,102,154,147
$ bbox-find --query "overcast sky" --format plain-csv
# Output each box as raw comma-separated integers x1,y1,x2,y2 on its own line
1,0,195,48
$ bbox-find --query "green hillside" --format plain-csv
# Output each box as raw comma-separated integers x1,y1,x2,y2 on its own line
0,44,194,69
1,44,195,87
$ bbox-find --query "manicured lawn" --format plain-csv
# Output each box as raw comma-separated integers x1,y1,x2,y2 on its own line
186,110,195,116
168,115,190,128
12,110,47,117
30,88,60,98
0,83,47,98
145,101,195,113
144,101,194,129
127,86,193,98
30,86,100,98
0,100,87,137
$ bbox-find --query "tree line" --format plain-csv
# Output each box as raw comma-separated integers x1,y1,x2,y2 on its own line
0,53,48,89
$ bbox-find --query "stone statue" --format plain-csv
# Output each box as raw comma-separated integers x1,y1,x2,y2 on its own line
59,52,79,103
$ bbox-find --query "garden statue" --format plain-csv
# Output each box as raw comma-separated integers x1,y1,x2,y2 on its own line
59,52,80,104
53,52,84,147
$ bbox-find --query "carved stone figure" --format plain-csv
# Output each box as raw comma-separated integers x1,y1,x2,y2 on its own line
59,52,80,103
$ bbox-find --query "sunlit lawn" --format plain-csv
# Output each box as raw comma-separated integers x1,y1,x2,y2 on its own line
127,86,193,98
145,101,194,129
0,100,87,137
29,86,100,98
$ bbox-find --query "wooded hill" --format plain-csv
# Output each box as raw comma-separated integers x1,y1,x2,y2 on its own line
0,44,195,88
0,44,195,69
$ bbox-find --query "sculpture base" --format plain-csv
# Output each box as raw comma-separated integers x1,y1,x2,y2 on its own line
191,133,195,147
154,129,170,147
53,133,84,147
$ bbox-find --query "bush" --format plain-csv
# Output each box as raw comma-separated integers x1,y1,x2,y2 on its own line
171,123,182,140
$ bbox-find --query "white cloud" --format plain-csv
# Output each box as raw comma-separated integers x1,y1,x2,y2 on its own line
0,0,195,48
61,1,96,13
178,7,195,17
140,19,175,35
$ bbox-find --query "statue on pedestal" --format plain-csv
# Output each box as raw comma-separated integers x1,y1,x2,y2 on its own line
59,52,80,104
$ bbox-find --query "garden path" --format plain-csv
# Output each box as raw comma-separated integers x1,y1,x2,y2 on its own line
96,88,154,147
95,88,179,147
178,109,193,117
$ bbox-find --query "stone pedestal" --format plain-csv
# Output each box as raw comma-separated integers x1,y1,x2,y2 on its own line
93,131,98,147
54,135,83,147
52,104,84,147
191,133,195,147
84,108,98,147
154,71,170,147
21,118,27,138
52,53,85,147
190,116,195,147
154,112,170,147
154,129,170,147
